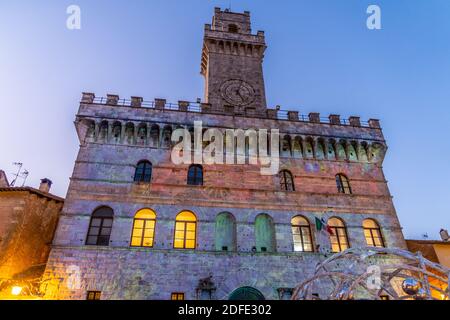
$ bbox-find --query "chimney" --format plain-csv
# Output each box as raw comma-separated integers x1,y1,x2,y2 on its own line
39,178,52,193
0,170,9,187
440,229,449,242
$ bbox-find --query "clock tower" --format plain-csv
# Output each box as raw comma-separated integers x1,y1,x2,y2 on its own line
201,8,267,114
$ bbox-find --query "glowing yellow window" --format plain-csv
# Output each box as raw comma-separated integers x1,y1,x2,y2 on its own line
363,219,385,248
131,209,156,247
328,217,350,253
174,211,197,249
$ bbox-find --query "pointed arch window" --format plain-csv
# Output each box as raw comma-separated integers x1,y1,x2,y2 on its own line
291,216,313,252
131,209,156,247
363,219,385,248
86,206,113,246
328,217,350,253
336,174,352,194
187,165,203,186
134,161,152,182
174,211,197,249
279,170,295,191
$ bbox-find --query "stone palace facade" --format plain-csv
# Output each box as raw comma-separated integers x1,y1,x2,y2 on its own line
42,8,406,300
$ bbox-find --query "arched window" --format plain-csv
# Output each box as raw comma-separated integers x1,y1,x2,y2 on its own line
280,135,292,157
215,212,236,252
86,206,113,246
255,214,276,252
363,219,385,248
328,217,349,253
134,161,152,182
279,170,295,191
161,126,172,148
150,124,160,148
131,209,156,247
112,122,122,143
187,165,203,186
336,174,352,194
291,216,313,252
174,211,197,249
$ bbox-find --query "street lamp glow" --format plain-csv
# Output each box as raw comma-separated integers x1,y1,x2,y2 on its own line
11,286,22,296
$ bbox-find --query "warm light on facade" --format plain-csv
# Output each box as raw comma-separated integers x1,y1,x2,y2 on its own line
11,286,23,296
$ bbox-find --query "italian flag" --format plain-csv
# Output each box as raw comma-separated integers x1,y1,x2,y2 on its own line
315,217,334,235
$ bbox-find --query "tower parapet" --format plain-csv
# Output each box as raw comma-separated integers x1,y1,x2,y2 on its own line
201,8,268,114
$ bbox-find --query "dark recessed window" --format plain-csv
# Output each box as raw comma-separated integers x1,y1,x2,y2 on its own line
86,207,113,246
336,174,352,194
279,170,295,191
86,291,101,300
187,165,203,186
228,24,238,33
134,161,152,183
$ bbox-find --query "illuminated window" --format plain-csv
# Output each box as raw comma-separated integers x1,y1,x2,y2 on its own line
380,295,390,300
174,211,197,249
279,170,295,191
134,160,152,182
363,219,385,248
336,174,352,194
86,291,101,300
171,292,185,300
291,216,313,252
131,209,156,247
187,165,203,186
328,217,350,253
86,207,113,246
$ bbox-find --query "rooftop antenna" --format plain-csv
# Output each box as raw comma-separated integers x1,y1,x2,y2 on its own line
20,170,29,187
10,162,23,187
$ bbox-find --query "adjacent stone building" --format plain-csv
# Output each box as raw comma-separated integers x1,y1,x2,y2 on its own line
0,173,63,298
42,8,407,300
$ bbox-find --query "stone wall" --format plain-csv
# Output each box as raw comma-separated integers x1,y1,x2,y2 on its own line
43,247,405,300
0,190,63,279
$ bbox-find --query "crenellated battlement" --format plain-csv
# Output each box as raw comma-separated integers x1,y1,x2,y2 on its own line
80,92,381,129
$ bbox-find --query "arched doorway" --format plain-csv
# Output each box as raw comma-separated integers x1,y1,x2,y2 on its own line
228,286,265,300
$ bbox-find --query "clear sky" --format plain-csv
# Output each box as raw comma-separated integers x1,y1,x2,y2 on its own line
0,0,449,240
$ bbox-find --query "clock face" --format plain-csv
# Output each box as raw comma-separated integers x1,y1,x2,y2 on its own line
220,79,256,106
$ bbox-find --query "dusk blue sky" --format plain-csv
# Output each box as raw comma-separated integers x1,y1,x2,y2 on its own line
0,1,449,239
